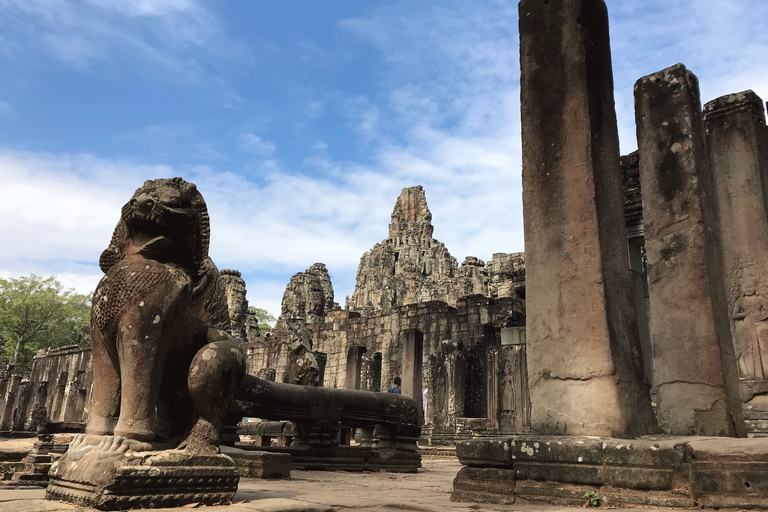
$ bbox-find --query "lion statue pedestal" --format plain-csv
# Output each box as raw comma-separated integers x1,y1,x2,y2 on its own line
46,178,245,509
46,435,239,510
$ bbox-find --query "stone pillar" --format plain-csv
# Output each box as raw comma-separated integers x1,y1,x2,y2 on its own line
704,91,768,386
314,352,328,387
519,0,656,437
372,352,383,392
0,374,21,430
345,346,366,390
486,347,500,429
401,329,423,400
446,351,465,416
635,63,743,436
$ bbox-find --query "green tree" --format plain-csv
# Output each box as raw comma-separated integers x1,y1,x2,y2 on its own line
248,306,276,336
0,275,91,376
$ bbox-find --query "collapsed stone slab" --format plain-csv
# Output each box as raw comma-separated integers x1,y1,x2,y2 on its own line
452,435,768,509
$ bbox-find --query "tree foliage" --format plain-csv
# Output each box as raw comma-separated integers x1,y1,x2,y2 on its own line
0,275,91,376
248,306,276,336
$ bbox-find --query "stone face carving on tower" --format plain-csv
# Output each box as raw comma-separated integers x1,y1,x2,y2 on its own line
519,0,656,437
221,269,249,343
350,186,524,311
351,186,458,311
486,252,525,300
281,263,337,325
247,263,337,386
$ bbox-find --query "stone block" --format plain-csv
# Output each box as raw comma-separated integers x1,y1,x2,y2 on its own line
686,437,768,462
450,466,515,505
691,461,768,494
600,436,689,467
508,436,605,465
514,461,602,485
603,466,673,491
455,437,513,466
221,446,292,479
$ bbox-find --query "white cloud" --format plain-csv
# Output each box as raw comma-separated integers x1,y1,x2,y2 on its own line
342,95,381,141
0,100,13,118
4,0,766,318
0,0,242,105
238,134,276,157
609,0,768,153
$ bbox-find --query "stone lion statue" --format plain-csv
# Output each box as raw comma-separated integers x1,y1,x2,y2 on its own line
86,177,245,454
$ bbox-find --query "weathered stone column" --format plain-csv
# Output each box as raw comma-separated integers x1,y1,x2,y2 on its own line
635,64,743,436
446,351,465,416
704,91,768,386
401,329,423,400
344,346,366,390
519,0,656,437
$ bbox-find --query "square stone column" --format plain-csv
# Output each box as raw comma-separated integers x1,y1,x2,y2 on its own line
635,64,743,436
519,0,656,437
704,91,768,385
401,329,423,400
345,345,367,390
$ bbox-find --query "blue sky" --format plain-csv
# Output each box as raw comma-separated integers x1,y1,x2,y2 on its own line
2,0,768,318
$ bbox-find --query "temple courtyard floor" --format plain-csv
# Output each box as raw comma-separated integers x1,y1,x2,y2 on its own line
0,439,735,512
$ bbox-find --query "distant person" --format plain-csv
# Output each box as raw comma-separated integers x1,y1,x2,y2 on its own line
388,376,402,394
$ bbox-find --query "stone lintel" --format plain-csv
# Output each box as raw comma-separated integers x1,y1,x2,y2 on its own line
519,0,655,438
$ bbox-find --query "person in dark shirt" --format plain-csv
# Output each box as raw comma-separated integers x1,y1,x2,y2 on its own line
388,376,402,394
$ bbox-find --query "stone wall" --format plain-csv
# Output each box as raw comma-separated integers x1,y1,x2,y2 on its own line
245,292,529,442
0,345,93,432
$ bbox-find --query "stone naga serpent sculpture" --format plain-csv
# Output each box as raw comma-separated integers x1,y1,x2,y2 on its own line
87,177,245,454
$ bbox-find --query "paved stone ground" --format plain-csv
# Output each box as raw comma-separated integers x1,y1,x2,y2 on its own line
0,438,729,512
0,456,728,512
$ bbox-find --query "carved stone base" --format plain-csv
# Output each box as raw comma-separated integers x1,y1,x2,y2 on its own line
45,435,239,510
452,435,768,509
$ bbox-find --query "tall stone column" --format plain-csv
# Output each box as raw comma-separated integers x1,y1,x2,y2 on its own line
635,64,743,436
401,329,424,400
344,346,366,390
519,0,656,437
704,91,768,386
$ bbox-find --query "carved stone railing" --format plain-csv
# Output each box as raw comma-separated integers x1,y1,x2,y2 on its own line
227,375,422,472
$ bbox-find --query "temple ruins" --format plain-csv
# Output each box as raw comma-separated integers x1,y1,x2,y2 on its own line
4,0,768,509
453,0,768,509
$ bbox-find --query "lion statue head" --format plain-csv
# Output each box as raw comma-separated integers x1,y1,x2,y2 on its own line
99,177,228,327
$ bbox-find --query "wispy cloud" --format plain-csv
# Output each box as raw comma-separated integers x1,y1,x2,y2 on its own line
238,134,276,157
0,0,240,104
609,0,768,153
3,0,766,318
0,100,13,118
